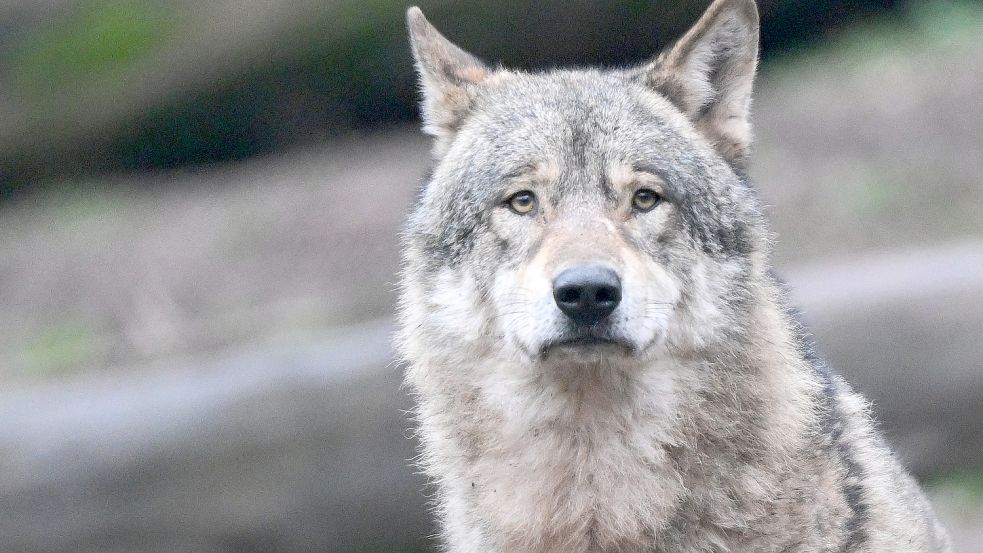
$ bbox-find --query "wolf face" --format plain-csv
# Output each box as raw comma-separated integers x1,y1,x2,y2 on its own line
399,2,951,551
401,0,766,371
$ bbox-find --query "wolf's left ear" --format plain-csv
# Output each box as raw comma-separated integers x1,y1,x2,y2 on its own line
407,7,491,149
646,0,760,167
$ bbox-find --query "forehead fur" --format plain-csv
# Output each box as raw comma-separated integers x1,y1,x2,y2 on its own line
424,69,738,204
457,70,717,169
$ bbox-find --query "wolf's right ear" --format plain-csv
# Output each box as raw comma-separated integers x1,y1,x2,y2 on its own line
407,7,490,150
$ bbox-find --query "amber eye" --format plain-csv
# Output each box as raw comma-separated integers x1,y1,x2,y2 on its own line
507,191,537,214
632,189,662,212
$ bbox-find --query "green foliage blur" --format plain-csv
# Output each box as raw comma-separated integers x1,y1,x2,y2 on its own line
2,0,975,192
12,0,175,93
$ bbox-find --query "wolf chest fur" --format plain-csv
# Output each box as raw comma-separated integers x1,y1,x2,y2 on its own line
395,0,950,551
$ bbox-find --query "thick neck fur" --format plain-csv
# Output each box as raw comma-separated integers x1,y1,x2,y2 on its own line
404,282,830,552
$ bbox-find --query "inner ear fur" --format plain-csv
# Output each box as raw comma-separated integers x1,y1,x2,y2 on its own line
406,7,491,150
646,0,760,167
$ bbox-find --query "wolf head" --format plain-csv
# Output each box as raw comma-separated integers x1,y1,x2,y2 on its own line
400,0,770,371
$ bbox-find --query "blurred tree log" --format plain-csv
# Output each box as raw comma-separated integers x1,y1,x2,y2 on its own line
0,320,434,553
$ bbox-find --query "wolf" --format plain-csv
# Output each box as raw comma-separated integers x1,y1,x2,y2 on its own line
396,0,950,551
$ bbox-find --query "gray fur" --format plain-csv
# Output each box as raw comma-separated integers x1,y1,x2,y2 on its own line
397,1,950,551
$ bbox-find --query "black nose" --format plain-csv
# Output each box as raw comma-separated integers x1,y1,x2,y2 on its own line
552,265,622,326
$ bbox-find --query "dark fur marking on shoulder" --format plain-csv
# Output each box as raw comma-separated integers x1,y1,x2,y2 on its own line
819,364,870,551
772,272,870,551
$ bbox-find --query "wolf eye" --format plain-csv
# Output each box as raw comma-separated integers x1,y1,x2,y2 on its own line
632,189,662,212
507,191,537,214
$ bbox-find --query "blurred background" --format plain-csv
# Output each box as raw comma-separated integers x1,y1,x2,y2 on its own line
0,0,980,551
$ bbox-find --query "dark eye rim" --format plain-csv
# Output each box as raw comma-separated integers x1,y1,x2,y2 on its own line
632,188,663,212
505,190,538,214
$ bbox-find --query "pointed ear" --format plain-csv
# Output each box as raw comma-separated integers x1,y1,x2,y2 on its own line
646,0,760,167
406,7,491,146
